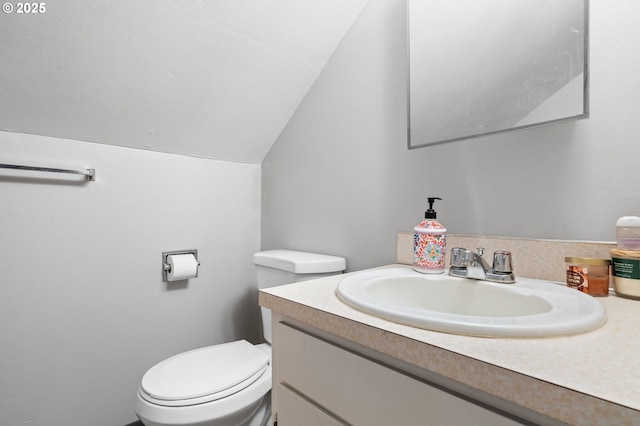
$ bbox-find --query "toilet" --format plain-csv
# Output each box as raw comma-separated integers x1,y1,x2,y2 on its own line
135,250,346,426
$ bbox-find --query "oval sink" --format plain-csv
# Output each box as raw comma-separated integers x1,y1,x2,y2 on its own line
336,267,606,337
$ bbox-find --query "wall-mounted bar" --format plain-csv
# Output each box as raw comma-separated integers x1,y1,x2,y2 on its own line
0,163,95,181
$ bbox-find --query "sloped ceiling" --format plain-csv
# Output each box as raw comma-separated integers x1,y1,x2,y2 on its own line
0,0,368,163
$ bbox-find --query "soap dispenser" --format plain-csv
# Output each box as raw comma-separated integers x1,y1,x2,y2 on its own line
413,197,446,274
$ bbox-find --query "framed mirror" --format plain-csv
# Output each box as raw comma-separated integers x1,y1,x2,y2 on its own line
408,0,589,149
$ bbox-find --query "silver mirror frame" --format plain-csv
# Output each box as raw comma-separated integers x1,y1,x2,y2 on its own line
407,0,590,149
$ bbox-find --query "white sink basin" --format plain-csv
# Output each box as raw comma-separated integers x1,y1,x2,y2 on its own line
336,267,606,337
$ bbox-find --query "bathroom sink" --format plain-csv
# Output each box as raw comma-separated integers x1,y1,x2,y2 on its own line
336,267,606,337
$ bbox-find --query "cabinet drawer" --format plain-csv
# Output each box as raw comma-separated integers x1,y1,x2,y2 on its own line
274,321,521,426
278,384,347,426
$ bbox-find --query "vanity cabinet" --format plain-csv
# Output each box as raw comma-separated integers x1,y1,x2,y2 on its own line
272,319,522,426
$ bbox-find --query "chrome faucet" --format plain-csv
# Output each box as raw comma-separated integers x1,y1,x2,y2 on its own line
449,247,515,284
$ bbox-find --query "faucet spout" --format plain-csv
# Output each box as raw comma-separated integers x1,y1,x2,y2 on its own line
469,250,491,280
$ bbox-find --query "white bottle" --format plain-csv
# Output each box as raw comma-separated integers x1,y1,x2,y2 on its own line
413,197,446,274
616,216,640,250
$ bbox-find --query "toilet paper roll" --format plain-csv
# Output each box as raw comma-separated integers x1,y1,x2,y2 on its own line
167,254,199,281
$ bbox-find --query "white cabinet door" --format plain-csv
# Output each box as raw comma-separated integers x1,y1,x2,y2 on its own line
277,384,347,426
274,321,522,426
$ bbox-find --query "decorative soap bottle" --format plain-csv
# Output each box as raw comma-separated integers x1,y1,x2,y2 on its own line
413,197,446,274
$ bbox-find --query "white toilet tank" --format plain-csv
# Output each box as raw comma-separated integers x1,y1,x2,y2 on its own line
253,250,346,343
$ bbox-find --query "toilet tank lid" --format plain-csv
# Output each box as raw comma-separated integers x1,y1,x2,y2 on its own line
253,250,346,274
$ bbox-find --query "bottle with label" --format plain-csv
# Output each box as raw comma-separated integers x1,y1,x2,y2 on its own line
413,197,446,274
612,216,640,299
616,216,640,250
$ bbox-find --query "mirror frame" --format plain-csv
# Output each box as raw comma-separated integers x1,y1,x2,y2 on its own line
407,0,590,149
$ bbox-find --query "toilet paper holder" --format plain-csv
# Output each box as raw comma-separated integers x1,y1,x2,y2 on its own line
162,249,200,282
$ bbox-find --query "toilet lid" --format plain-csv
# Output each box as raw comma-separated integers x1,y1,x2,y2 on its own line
141,340,269,403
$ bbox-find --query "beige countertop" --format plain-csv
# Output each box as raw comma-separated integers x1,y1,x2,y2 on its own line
259,264,640,425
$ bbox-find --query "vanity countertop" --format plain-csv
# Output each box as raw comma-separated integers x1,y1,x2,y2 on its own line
259,264,640,425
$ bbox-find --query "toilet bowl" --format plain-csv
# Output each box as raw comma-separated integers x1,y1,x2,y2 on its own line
135,250,346,426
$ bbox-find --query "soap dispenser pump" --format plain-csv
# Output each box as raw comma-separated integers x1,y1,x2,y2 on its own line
413,197,447,274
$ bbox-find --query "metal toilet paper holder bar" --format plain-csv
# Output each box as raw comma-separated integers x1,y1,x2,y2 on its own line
162,249,200,282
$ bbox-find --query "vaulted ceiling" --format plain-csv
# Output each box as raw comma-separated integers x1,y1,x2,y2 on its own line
0,0,368,163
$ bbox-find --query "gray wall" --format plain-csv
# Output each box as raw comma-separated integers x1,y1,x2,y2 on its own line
0,132,261,425
262,0,640,272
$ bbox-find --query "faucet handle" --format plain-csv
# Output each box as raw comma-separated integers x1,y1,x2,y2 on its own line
451,247,473,267
492,251,513,273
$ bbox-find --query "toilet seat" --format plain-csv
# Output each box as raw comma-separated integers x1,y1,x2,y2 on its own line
140,340,269,407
